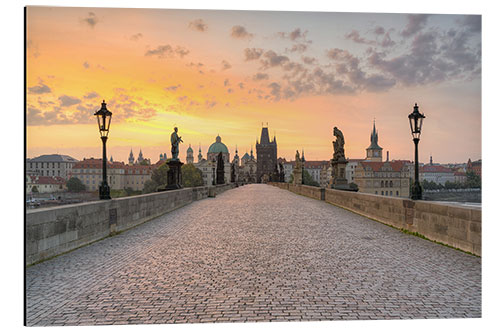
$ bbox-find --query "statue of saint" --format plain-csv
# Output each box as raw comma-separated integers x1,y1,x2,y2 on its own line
295,150,301,169
170,127,183,161
333,126,345,161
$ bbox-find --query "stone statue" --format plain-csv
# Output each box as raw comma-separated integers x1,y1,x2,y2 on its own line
332,126,345,161
294,150,301,169
170,127,183,161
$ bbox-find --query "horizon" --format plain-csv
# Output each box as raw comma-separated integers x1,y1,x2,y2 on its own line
26,7,481,165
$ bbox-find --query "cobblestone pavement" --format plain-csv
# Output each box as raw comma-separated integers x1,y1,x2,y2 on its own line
26,184,481,326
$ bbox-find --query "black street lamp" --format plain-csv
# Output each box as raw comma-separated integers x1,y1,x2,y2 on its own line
408,103,425,200
94,100,112,200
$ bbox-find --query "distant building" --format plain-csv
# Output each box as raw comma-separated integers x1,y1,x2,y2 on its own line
207,135,231,184
26,175,66,194
26,154,78,179
239,148,257,183
466,158,481,177
186,144,194,164
346,159,364,183
354,160,412,197
256,127,277,183
365,121,383,162
304,160,329,185
419,164,455,185
70,158,154,191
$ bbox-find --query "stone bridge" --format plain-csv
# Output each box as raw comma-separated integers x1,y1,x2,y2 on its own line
26,184,481,326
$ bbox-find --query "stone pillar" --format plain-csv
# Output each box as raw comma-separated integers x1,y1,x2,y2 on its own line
293,167,303,185
330,157,349,190
159,160,183,191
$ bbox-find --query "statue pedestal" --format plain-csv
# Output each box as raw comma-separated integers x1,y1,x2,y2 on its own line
330,158,349,190
292,168,303,185
158,160,183,191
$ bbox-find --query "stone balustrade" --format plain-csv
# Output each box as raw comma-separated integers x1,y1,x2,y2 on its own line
268,182,481,256
26,183,237,266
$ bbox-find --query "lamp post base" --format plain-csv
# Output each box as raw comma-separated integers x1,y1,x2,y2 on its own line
99,183,111,200
411,183,423,200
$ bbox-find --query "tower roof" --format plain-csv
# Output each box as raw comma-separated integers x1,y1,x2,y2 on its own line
367,121,382,150
187,144,193,153
259,127,270,144
208,135,229,154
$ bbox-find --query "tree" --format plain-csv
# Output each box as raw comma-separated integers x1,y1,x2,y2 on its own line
465,171,481,188
181,163,204,187
303,170,320,187
143,162,170,193
139,159,150,166
66,177,86,192
31,185,39,193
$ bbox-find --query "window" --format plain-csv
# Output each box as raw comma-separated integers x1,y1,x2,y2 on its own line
390,180,393,187
375,191,378,194
396,191,399,196
390,191,393,196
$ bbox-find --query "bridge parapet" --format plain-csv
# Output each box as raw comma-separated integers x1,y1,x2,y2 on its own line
268,182,481,256
26,183,236,266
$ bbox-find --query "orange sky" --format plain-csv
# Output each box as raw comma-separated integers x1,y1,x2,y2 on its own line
26,6,481,164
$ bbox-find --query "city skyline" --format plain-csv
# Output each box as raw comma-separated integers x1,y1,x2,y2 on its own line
26,7,481,164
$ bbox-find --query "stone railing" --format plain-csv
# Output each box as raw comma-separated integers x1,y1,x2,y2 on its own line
26,183,237,266
268,182,481,256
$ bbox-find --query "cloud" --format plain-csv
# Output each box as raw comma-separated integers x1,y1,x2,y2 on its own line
145,44,190,58
84,91,99,99
253,73,269,81
238,82,245,89
130,33,143,41
244,48,263,61
82,12,99,28
28,80,51,94
227,88,233,94
187,62,204,68
231,25,253,39
345,30,376,45
268,82,281,101
401,14,430,37
58,95,82,107
287,43,308,53
224,79,230,87
278,28,308,41
189,19,208,32
301,56,316,65
374,26,385,35
460,15,481,33
260,50,289,68
221,60,232,71
83,61,90,69
27,39,40,58
165,84,181,92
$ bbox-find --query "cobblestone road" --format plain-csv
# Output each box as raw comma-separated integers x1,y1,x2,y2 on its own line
26,184,481,326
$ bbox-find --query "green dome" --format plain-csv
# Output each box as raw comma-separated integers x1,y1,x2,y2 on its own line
187,145,193,153
208,135,229,154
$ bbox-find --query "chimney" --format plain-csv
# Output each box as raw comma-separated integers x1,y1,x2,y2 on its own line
386,151,389,162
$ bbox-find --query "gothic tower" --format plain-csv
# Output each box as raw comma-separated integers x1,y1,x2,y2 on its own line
198,145,203,162
256,126,278,183
128,149,135,165
365,121,383,162
186,144,194,164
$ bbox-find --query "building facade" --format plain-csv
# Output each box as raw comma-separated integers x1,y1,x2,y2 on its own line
70,158,154,192
26,175,66,194
239,149,257,183
26,154,78,179
256,127,277,183
419,164,455,185
354,160,411,197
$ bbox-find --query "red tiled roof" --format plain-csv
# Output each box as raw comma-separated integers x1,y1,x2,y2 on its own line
73,158,125,169
421,165,453,173
359,160,407,172
304,160,329,168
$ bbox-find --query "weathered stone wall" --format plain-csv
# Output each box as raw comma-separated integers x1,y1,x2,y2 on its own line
268,182,481,256
26,183,236,266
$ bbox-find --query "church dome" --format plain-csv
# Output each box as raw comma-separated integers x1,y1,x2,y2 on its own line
208,135,229,154
187,145,193,153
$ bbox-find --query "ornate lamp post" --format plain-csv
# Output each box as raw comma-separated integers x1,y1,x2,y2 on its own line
408,103,425,200
94,100,112,200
